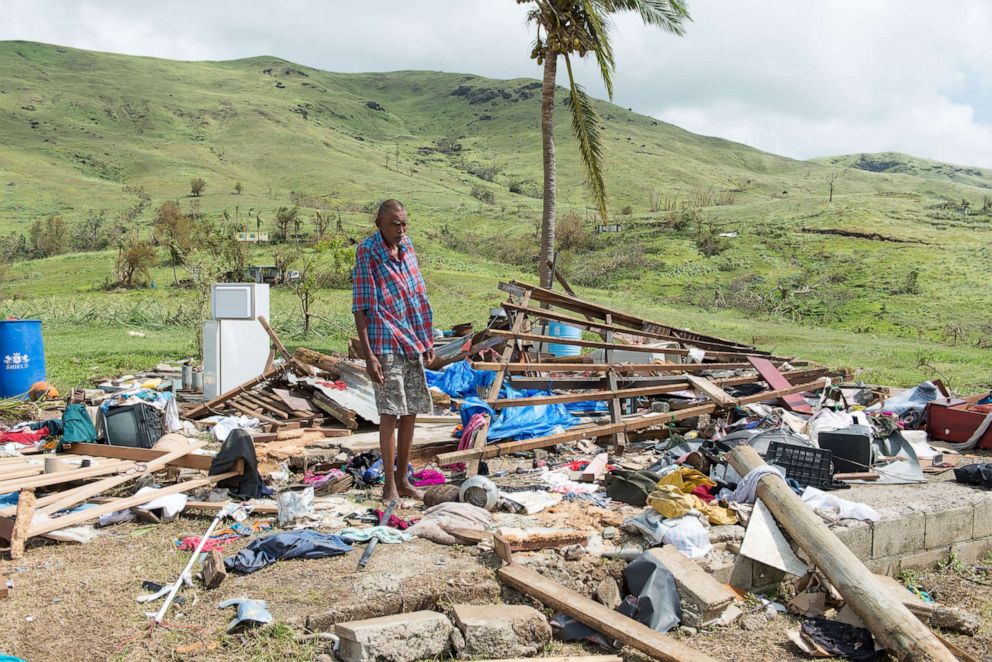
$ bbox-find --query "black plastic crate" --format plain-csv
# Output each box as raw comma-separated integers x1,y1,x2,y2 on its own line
765,441,837,490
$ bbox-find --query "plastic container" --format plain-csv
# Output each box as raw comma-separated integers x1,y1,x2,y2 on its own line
0,320,46,398
547,321,582,357
765,441,839,490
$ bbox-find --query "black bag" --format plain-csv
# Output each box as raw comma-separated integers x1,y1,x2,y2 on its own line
100,403,164,449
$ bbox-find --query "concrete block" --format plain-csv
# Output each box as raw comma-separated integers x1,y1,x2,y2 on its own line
864,555,898,577
951,537,992,564
898,547,951,571
871,511,924,558
973,498,992,539
451,604,550,659
924,505,973,550
336,611,453,662
650,547,736,627
833,521,873,560
728,555,753,590
750,561,786,590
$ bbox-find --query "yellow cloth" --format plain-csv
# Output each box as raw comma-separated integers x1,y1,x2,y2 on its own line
647,485,737,526
658,467,716,493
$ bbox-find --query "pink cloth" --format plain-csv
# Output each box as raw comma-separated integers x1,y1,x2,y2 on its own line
411,468,445,487
443,412,488,471
0,429,47,445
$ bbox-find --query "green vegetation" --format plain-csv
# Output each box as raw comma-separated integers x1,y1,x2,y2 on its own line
0,41,990,391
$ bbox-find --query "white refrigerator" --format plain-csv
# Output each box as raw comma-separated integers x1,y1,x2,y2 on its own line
202,284,271,399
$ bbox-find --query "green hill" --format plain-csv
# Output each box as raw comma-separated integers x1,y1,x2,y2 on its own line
1,41,990,390
815,152,992,191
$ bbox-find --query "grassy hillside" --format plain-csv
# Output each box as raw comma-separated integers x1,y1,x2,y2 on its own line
815,152,992,191
1,41,990,391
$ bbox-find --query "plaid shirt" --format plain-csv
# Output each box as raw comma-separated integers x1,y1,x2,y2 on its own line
352,232,433,357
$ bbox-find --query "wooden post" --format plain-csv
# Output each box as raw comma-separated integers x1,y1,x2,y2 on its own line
498,562,713,662
10,488,36,559
203,549,227,589
603,314,625,453
726,445,955,661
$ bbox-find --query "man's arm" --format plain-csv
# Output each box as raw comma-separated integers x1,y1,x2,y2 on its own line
352,244,384,384
353,310,384,384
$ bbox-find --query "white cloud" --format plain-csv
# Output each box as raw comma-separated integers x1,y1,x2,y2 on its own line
1,0,990,166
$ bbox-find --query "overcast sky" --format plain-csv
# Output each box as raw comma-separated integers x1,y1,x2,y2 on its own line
4,0,991,167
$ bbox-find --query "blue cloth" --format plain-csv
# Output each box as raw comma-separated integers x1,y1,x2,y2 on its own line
460,383,578,442
425,360,495,399
0,492,18,507
224,529,353,574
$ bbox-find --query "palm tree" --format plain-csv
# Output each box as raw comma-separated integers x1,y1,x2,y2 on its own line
521,0,690,287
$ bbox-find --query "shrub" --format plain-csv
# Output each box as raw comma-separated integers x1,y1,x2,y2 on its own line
621,205,633,216
234,181,243,194
190,177,206,197
470,185,495,205
113,234,156,288
29,215,70,258
556,211,590,252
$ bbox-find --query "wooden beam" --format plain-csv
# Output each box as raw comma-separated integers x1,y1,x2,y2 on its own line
748,356,813,414
36,441,206,517
686,374,738,406
62,443,215,471
502,302,768,354
312,391,359,429
9,488,35,557
184,365,285,419
486,291,532,404
603,313,626,452
498,563,713,662
0,460,135,493
508,280,752,350
489,330,759,361
472,361,774,373
27,472,239,538
438,379,827,465
726,445,954,661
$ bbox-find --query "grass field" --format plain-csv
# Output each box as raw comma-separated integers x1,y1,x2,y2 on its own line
1,41,990,392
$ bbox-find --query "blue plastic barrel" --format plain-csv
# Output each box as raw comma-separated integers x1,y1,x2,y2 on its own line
547,321,582,357
0,320,46,398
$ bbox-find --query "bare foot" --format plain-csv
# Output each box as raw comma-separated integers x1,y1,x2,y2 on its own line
382,485,400,505
397,479,424,501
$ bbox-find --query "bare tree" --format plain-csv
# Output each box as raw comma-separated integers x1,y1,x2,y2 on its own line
827,170,842,203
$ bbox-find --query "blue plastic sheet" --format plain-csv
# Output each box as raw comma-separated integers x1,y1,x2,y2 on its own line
460,382,579,442
425,360,495,399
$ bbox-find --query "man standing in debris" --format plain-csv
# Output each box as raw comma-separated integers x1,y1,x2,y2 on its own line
353,199,435,503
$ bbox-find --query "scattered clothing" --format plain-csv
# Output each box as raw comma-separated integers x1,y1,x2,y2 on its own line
411,468,445,487
208,415,260,442
60,403,95,443
539,468,600,495
501,490,562,514
406,502,492,545
372,508,419,530
801,617,877,661
801,487,879,522
731,465,785,504
954,463,992,489
647,485,736,526
0,429,47,446
626,509,712,557
209,429,265,499
605,469,662,507
339,526,412,544
224,529,352,574
659,466,715,493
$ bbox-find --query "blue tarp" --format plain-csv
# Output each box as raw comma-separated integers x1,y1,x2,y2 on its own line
425,360,495,399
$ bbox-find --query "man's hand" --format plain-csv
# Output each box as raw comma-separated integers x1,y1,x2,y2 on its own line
366,355,385,384
424,347,436,368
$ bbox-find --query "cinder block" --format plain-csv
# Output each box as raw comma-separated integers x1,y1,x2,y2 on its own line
898,547,951,571
872,511,925,558
864,555,898,577
750,561,786,590
451,604,550,658
951,537,992,564
651,547,736,627
973,498,992,539
834,521,873,560
728,555,753,590
336,611,453,662
924,505,974,550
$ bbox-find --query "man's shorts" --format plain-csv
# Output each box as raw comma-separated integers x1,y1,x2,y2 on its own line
372,353,433,416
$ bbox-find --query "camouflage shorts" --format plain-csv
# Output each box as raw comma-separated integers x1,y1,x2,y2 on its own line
372,353,433,416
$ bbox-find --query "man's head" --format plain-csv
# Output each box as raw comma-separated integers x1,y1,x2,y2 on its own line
375,199,407,246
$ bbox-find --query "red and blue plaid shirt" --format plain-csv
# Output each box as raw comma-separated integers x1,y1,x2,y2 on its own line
352,232,433,357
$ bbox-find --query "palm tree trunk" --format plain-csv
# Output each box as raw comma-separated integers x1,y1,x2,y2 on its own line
539,49,558,289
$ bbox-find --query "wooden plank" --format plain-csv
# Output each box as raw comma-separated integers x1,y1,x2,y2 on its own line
438,379,827,465
227,399,282,424
473,361,770,373
27,472,239,538
489,330,757,361
502,301,768,354
184,500,279,514
312,391,359,429
509,280,753,349
603,313,626,452
726,445,954,661
686,374,737,407
498,563,713,662
184,365,285,419
238,392,290,419
62,442,216,471
9,488,35,558
465,416,490,477
36,441,207,517
0,466,44,481
748,356,813,414
203,549,227,589
486,291,532,404
0,460,135,493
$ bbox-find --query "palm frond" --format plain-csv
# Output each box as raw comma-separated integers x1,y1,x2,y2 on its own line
563,54,608,221
606,0,691,34
582,0,616,99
